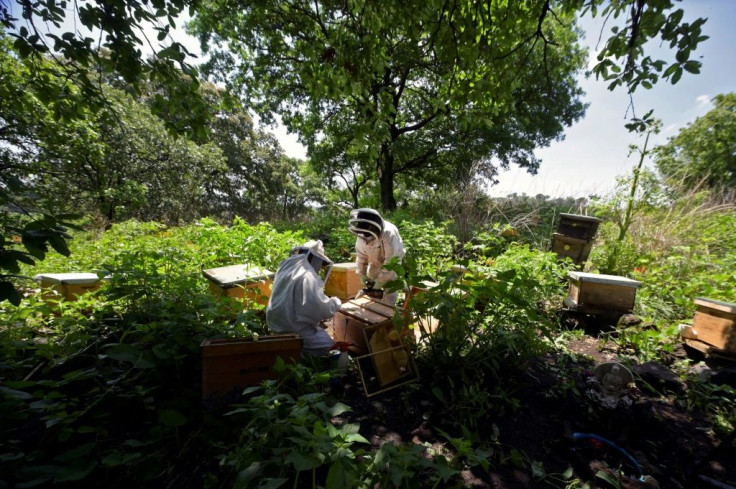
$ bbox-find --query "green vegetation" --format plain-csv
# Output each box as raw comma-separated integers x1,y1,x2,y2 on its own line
2,2,735,487
2,192,735,487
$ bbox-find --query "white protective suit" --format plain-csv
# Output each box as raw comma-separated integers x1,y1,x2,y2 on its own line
266,253,341,356
355,219,405,304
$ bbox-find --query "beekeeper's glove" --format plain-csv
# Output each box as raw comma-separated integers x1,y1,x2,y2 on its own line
359,275,369,288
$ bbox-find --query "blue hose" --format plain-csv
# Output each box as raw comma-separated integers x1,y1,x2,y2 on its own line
573,432,645,481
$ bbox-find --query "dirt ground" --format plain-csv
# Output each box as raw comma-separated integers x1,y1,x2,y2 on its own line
331,332,736,489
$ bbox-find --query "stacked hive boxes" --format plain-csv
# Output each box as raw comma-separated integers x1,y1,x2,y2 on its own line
551,213,602,266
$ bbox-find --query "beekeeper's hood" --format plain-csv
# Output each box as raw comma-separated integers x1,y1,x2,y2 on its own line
290,240,333,282
348,208,383,242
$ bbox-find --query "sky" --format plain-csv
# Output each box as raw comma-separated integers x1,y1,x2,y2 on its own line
486,1,736,198
9,1,735,199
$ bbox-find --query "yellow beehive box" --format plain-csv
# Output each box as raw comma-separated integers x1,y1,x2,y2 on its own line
564,272,641,314
35,273,103,301
681,298,736,353
202,264,274,306
324,262,361,300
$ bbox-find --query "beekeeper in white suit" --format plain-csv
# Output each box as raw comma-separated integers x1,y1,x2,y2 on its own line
348,208,405,304
266,240,341,357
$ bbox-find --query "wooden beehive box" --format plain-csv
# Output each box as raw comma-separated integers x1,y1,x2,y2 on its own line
200,334,302,399
34,273,103,301
332,296,409,354
551,233,594,264
324,262,361,300
202,264,274,306
557,213,602,240
680,298,736,353
564,272,641,314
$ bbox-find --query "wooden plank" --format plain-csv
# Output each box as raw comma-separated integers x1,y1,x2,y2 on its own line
339,300,391,323
694,297,736,314
578,281,637,313
360,299,395,317
692,311,736,352
569,272,641,288
684,338,736,361
201,335,302,398
202,264,273,287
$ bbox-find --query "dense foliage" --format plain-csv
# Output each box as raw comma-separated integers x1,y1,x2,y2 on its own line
654,92,736,192
1,198,734,487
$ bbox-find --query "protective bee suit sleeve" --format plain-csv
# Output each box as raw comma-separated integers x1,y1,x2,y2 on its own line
355,219,405,288
266,254,342,356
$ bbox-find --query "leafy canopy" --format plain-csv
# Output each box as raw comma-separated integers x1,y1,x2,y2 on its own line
654,93,736,191
190,0,708,210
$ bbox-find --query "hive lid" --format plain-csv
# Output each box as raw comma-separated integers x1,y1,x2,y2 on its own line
559,213,602,223
202,264,274,287
694,297,736,314
568,271,641,288
34,273,102,284
331,262,358,271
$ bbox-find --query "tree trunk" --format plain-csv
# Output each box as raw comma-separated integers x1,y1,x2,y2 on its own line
378,146,396,211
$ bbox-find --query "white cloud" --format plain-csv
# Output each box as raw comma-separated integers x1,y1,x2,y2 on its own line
695,94,711,108
663,123,678,134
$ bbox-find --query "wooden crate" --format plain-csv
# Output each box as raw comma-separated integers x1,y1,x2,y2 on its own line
202,264,274,306
564,272,641,314
200,334,302,398
557,213,602,240
35,273,103,301
332,296,409,355
551,233,594,264
362,323,414,386
324,262,362,300
680,298,736,353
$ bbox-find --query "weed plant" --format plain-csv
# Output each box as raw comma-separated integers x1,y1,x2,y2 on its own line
402,244,572,433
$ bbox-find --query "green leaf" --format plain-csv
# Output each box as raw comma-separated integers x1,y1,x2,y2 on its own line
324,402,352,417
595,470,620,487
671,67,683,84
259,478,288,489
100,344,156,369
683,61,700,74
0,385,32,400
0,282,23,306
48,234,71,256
326,460,352,488
236,461,264,481
54,442,96,463
158,409,188,427
53,461,97,482
101,451,143,467
285,451,321,471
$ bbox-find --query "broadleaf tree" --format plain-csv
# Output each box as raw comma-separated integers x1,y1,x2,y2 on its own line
654,93,736,192
190,0,708,211
1,33,82,304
